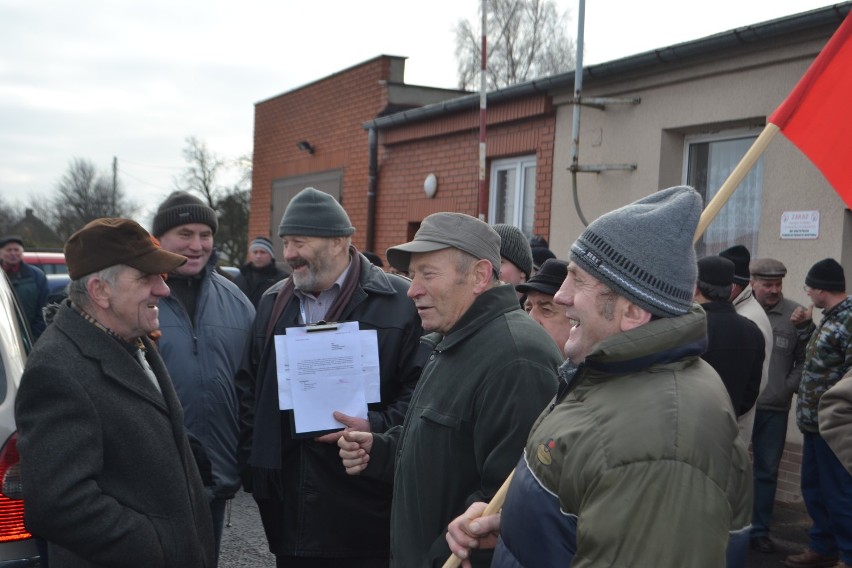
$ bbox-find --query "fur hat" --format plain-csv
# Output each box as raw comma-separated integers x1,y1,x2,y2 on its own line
493,224,534,278
152,191,218,237
806,258,846,292
278,187,355,238
719,245,751,286
569,186,702,318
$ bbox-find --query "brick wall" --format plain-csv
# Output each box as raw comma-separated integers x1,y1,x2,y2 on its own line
776,441,804,504
372,95,557,264
250,56,397,249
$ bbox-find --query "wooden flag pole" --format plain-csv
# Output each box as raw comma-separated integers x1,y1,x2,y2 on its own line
442,470,515,568
442,123,782,568
693,123,780,242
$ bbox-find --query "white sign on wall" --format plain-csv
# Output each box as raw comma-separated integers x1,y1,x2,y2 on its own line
780,210,820,240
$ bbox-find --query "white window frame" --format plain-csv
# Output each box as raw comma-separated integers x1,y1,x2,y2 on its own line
682,127,764,257
488,155,537,236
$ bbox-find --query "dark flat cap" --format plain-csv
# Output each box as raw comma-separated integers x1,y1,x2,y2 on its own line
0,235,24,249
697,256,735,287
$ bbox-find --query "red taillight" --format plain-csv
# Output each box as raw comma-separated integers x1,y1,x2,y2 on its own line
0,433,31,542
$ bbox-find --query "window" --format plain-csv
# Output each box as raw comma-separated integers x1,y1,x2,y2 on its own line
684,129,764,257
489,156,536,236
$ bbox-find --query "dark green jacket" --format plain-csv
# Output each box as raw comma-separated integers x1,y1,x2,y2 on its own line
365,284,561,568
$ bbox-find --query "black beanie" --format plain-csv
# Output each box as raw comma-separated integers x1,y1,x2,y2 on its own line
152,191,218,237
697,256,735,286
493,224,533,278
719,245,751,286
806,258,846,292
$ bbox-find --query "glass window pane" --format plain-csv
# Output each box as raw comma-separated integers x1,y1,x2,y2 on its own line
494,168,516,224
521,164,537,236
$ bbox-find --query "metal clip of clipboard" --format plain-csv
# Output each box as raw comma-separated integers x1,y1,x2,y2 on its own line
305,321,339,333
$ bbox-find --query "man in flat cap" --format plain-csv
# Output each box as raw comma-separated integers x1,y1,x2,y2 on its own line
152,190,255,555
339,211,561,568
695,255,765,418
748,258,806,554
0,235,48,338
445,187,752,568
516,258,571,350
15,218,215,567
720,245,773,443
785,258,852,568
240,187,426,567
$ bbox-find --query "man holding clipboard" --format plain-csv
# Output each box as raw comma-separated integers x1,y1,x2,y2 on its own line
239,187,426,567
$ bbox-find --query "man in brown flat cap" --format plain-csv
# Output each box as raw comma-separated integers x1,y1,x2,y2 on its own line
15,218,216,567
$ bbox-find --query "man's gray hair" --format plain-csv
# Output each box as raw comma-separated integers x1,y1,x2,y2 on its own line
68,264,127,309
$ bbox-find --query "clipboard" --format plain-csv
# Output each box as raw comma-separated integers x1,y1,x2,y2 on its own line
274,321,380,437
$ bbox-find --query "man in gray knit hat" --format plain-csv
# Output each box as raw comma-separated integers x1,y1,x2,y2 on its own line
152,190,256,558
492,224,533,305
446,186,752,568
338,211,561,568
240,187,426,567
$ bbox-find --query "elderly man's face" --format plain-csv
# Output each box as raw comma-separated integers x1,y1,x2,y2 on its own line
553,262,623,363
157,223,213,277
283,235,346,293
407,248,479,335
0,243,23,266
525,290,572,353
751,277,783,310
102,267,171,341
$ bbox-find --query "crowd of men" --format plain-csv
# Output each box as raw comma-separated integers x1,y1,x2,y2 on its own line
6,184,852,568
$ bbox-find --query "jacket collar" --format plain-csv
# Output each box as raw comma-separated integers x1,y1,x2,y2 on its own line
53,305,169,412
423,284,520,351
566,303,708,380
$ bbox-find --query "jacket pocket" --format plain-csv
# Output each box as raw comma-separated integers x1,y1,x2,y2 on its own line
419,407,460,429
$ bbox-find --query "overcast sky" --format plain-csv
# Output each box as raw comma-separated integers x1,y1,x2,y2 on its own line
0,0,835,223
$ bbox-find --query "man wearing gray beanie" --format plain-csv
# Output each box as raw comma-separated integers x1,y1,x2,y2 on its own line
446,186,752,568
235,236,289,307
152,190,255,558
492,224,534,305
240,187,426,567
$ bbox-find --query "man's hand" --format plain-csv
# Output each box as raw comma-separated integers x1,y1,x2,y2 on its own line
792,303,814,326
338,430,373,475
315,411,370,444
446,502,502,568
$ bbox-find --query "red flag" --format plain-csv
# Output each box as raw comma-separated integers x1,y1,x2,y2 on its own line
768,12,852,208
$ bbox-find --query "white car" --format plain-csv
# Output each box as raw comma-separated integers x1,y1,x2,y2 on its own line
0,272,39,566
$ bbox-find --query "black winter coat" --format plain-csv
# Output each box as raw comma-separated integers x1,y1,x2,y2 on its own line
15,304,216,567
238,253,427,559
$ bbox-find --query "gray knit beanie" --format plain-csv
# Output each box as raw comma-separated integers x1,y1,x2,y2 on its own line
278,187,355,238
493,224,534,278
152,191,218,237
249,236,275,258
569,185,702,318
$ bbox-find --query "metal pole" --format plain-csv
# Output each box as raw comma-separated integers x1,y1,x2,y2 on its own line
477,0,488,221
570,0,585,170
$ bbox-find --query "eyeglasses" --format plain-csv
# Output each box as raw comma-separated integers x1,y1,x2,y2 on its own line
803,285,813,293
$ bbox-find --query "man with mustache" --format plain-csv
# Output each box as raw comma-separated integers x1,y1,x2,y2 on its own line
747,258,806,554
240,187,425,567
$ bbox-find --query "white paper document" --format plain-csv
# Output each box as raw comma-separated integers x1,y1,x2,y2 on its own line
274,321,379,434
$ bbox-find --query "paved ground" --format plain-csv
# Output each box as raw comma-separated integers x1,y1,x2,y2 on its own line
220,490,275,567
747,501,813,568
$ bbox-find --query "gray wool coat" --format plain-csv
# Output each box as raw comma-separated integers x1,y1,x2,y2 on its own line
15,304,216,568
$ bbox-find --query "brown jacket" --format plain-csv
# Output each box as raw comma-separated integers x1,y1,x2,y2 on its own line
819,369,852,476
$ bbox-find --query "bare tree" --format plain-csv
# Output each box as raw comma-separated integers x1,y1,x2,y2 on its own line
51,158,137,240
0,195,23,234
455,0,576,91
175,137,250,266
